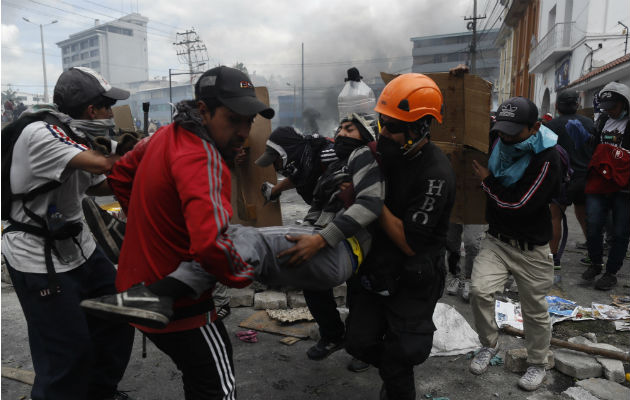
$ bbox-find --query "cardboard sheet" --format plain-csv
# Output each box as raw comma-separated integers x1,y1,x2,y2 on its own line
239,310,315,338
230,87,282,227
434,142,488,224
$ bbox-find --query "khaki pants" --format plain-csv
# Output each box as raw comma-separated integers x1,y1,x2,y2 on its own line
470,235,553,365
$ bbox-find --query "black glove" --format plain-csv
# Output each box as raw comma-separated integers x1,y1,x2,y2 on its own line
93,137,112,155
116,133,139,156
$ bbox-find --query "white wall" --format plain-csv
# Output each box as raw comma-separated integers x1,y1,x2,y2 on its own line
533,0,630,110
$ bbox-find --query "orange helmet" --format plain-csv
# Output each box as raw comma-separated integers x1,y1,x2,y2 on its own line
374,73,443,123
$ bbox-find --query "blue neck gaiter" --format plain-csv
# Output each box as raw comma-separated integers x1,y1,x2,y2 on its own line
488,125,558,187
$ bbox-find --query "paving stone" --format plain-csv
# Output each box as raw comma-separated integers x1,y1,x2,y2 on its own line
561,386,599,400
567,339,625,383
337,307,349,322
595,357,625,383
254,290,287,310
568,336,594,346
332,283,347,298
227,287,254,307
576,378,630,400
287,291,307,308
504,348,555,373
582,333,597,343
554,349,602,379
1,259,11,285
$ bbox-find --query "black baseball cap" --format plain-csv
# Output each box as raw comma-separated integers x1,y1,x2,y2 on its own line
195,66,274,119
598,90,625,110
491,97,539,136
557,89,578,104
54,67,129,109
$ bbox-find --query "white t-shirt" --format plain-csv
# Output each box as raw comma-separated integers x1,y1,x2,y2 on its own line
2,120,105,273
601,117,628,146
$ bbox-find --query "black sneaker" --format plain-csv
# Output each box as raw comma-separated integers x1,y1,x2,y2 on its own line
82,197,126,264
306,338,344,360
80,285,173,329
594,272,617,290
347,357,370,372
581,264,603,281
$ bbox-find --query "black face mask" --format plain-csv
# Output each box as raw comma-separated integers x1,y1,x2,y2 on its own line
376,136,404,161
334,136,365,159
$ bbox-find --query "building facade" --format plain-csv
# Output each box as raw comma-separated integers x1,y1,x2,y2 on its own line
529,0,629,114
495,0,540,104
410,30,500,106
56,13,149,85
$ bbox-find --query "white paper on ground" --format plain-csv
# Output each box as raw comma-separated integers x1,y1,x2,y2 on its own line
430,302,482,356
494,299,524,331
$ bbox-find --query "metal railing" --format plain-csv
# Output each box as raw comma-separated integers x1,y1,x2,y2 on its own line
529,22,576,69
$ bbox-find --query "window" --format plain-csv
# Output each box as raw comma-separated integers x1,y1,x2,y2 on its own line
89,37,98,47
107,26,122,34
90,49,99,57
63,57,71,64
71,44,78,52
122,28,133,36
80,52,89,60
81,63,90,68
433,54,443,63
72,54,79,61
80,40,88,50
62,46,70,54
91,61,100,69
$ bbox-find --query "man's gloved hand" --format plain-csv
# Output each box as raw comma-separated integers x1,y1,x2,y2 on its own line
116,132,140,156
93,137,112,155
261,182,280,204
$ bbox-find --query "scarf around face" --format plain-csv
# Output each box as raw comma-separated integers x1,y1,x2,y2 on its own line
488,124,558,187
20,103,115,147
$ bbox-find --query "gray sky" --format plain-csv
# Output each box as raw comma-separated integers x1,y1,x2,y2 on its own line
2,0,479,94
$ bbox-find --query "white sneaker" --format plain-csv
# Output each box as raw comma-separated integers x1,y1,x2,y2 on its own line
518,365,546,391
446,277,461,296
469,345,498,375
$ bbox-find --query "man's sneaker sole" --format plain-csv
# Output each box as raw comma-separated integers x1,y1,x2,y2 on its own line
80,298,169,329
82,198,125,264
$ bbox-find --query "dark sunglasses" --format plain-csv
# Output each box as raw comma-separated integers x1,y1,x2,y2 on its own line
378,116,408,134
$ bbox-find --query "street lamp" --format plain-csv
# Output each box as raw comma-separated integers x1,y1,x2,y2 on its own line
22,17,57,103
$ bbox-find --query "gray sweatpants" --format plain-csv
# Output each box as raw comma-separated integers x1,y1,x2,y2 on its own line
168,224,369,297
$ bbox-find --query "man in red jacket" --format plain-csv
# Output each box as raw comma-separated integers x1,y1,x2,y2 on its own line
94,66,273,399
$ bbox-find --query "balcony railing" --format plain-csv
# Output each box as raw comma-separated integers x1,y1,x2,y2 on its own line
529,22,577,73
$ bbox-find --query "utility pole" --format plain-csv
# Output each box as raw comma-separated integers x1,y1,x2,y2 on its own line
173,29,209,86
23,17,57,103
464,0,486,74
301,42,304,119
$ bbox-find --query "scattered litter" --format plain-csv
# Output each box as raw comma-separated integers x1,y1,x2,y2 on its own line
266,307,314,323
611,295,630,310
430,303,481,356
235,330,258,343
279,336,301,346
592,303,630,320
571,306,595,321
546,296,576,316
495,299,523,330
614,320,630,331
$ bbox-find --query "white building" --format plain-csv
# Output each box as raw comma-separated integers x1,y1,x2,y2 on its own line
529,0,630,114
13,91,45,106
56,13,149,85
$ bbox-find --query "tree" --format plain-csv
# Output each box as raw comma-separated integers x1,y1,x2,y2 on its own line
232,62,248,75
2,86,17,104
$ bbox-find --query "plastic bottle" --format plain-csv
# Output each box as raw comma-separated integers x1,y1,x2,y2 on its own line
337,67,377,122
46,205,79,264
